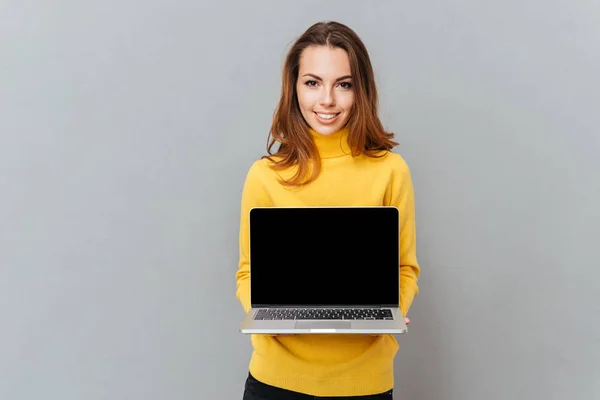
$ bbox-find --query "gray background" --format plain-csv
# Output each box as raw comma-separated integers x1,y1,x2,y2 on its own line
1,1,599,399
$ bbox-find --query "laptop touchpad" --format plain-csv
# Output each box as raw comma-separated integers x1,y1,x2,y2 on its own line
295,321,351,329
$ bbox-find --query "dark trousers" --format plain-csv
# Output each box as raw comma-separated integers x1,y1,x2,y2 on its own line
243,372,394,399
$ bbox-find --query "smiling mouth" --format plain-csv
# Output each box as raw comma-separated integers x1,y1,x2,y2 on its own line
314,112,340,120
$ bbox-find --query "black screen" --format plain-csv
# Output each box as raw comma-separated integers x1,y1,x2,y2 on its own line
249,207,399,307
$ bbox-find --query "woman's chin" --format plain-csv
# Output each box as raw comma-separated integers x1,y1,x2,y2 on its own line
308,120,345,136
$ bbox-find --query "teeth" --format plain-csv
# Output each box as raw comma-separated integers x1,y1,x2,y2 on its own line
316,113,338,119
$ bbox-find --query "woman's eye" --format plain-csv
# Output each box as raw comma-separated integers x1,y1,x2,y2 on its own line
303,80,352,89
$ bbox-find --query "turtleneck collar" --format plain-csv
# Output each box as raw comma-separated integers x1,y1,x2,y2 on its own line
309,127,351,159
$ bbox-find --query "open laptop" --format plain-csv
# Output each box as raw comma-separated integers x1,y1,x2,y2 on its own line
239,206,407,335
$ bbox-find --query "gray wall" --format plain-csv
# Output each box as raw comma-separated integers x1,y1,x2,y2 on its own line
1,1,598,399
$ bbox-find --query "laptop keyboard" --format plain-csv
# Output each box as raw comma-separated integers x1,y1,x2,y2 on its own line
254,308,393,320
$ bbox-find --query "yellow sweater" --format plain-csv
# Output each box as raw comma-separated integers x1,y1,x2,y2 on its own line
235,127,420,397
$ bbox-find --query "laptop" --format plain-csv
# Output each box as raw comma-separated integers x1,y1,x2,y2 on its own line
239,206,407,335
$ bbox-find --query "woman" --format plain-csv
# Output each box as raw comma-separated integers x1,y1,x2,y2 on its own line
236,21,420,399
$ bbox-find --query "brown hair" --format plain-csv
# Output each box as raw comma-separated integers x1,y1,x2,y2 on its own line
264,21,398,186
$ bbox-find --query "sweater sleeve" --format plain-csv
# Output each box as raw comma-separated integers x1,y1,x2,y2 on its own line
389,156,420,317
235,161,272,313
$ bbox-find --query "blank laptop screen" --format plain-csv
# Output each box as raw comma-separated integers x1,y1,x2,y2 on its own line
249,207,399,307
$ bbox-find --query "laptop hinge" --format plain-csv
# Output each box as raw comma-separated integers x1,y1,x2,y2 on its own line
254,305,390,308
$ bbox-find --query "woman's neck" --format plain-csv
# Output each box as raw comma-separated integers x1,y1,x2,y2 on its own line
309,127,351,158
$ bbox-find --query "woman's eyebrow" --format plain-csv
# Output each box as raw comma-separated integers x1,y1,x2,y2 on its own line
301,73,352,82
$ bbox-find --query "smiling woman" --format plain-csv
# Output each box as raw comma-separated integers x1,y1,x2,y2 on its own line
264,21,398,187
296,46,355,134
236,20,420,400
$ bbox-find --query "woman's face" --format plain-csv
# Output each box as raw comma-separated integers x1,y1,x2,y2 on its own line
296,45,355,136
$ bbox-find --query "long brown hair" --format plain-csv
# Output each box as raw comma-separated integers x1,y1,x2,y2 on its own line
264,21,398,186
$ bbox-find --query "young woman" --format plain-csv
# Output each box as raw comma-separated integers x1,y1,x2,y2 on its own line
236,21,420,399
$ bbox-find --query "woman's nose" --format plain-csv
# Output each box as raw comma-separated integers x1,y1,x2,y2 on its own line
319,88,335,106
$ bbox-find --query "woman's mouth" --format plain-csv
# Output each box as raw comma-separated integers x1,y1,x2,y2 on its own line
314,112,341,124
